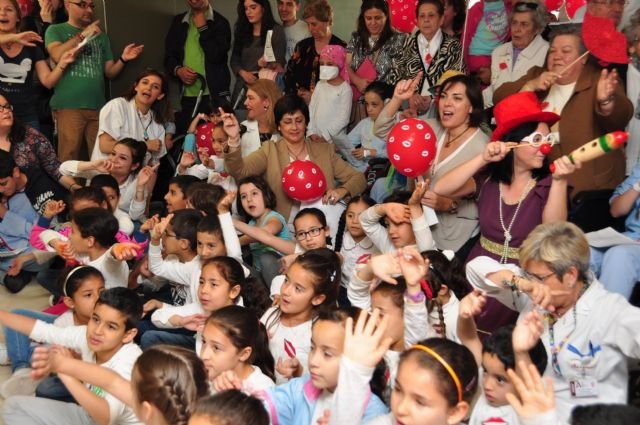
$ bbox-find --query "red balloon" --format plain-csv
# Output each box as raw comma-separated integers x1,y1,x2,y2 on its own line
195,122,216,156
387,118,437,178
545,0,563,11
565,0,585,19
281,160,327,202
389,0,417,34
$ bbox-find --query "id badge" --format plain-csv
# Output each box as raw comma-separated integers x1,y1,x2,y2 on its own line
570,378,598,398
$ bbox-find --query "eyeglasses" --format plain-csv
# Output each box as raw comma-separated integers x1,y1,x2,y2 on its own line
521,132,557,148
68,1,96,9
522,270,556,283
0,103,13,112
514,2,539,11
163,231,178,239
294,227,322,241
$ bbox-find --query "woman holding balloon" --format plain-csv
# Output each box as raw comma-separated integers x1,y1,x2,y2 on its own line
223,94,366,223
433,90,579,334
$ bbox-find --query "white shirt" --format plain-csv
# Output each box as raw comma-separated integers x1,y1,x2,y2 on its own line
467,256,640,423
284,20,311,62
242,365,276,393
418,29,443,95
340,232,379,290
30,321,142,425
88,248,129,290
359,206,435,254
470,369,521,425
307,80,352,152
92,97,166,163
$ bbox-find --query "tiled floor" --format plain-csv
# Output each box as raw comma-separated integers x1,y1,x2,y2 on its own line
0,281,50,425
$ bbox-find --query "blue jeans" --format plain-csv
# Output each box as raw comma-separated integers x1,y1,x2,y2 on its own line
590,245,640,299
4,309,56,372
140,329,195,350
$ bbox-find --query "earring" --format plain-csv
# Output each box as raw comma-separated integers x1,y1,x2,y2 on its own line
264,105,268,111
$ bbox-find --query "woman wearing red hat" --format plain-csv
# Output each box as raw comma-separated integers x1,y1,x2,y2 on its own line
434,91,579,333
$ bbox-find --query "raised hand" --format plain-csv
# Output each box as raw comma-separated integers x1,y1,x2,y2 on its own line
596,69,619,104
51,239,76,262
179,151,196,170
550,156,580,180
482,141,510,162
369,251,401,284
276,357,303,379
121,43,144,62
526,71,559,92
12,31,43,47
151,213,173,241
196,147,211,167
112,242,142,261
136,163,159,187
219,108,240,141
382,202,411,224
409,179,429,207
393,71,423,102
140,214,160,233
344,309,392,368
81,20,102,39
43,199,66,219
512,310,544,353
397,246,428,287
459,289,487,319
217,190,236,214
505,362,555,420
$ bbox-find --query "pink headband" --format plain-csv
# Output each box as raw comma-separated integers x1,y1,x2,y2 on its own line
319,44,350,83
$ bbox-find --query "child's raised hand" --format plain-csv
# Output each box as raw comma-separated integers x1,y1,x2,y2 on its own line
459,289,486,319
369,251,401,284
393,71,423,101
219,108,240,140
140,214,160,233
181,313,209,332
344,309,393,368
51,239,75,262
213,370,242,392
217,190,236,214
179,151,196,170
382,202,411,224
409,179,430,206
506,362,556,420
276,357,303,379
43,199,66,219
512,310,545,354
397,246,428,287
151,213,173,241
137,163,159,187
112,242,142,261
197,147,211,167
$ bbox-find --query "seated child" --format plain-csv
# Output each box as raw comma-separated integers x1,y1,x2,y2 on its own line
1,288,143,425
164,174,200,214
191,390,269,425
89,174,135,235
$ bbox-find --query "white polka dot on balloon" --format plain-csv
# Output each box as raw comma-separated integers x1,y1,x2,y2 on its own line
402,140,411,148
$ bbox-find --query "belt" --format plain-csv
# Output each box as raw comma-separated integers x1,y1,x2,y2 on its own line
480,235,520,261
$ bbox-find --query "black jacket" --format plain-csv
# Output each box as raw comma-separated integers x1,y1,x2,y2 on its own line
164,9,232,101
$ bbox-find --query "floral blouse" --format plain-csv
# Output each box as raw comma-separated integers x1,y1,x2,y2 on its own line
9,126,62,182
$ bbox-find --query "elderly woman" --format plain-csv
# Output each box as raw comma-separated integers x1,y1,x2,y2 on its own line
223,94,366,222
346,0,406,95
375,73,489,254
487,1,549,105
0,93,75,190
466,221,640,423
434,91,578,333
284,0,345,104
494,23,633,196
624,10,640,173
239,79,283,156
388,0,465,115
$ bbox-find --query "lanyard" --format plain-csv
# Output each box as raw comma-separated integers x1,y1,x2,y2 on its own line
547,307,577,377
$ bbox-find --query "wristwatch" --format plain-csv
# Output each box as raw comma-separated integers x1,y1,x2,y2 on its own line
448,200,459,214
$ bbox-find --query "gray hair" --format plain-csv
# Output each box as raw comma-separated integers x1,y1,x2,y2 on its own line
624,8,640,45
549,23,587,55
512,1,549,32
519,221,591,283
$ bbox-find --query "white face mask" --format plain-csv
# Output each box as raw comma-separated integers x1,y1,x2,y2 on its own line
319,65,339,80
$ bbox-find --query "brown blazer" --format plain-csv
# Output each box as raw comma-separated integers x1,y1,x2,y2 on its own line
225,139,367,220
493,64,633,197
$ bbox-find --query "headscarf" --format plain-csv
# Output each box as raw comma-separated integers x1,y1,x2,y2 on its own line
319,44,350,83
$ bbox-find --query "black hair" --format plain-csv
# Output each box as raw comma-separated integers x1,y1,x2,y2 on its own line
69,186,108,211
95,287,143,330
233,0,279,55
206,305,275,381
192,390,269,425
445,0,467,35
334,195,375,252
89,174,121,198
197,214,223,240
72,207,118,248
58,265,104,298
294,207,331,246
0,149,16,178
571,404,640,425
355,0,394,54
383,190,412,204
483,324,548,375
416,0,444,18
487,121,550,184
236,175,278,221
274,94,309,128
363,81,393,102
169,209,204,251
186,182,225,217
168,175,201,199
122,69,172,124
439,75,484,128
401,338,478,406
115,138,147,173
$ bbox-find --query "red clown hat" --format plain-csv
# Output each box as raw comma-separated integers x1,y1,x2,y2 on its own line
492,92,560,141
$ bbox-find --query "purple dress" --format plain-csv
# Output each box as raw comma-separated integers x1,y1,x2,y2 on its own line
468,171,553,334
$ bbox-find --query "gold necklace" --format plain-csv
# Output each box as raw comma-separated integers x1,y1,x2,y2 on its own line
444,126,469,148
287,142,307,160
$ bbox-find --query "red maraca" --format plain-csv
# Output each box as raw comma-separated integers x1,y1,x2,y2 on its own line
281,160,327,202
387,118,437,178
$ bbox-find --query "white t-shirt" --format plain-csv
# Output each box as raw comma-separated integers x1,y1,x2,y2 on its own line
53,310,75,327
284,20,310,62
311,390,335,424
88,248,129,290
307,80,352,154
92,97,166,163
242,365,276,393
470,369,520,425
261,306,313,384
340,233,379,290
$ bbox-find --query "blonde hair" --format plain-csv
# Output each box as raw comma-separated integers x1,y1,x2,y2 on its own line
247,79,283,134
519,222,591,282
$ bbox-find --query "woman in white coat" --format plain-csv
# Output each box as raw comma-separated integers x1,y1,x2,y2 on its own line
486,2,549,106
466,221,640,423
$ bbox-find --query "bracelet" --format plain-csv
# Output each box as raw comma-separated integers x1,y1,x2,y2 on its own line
404,290,426,303
119,56,129,64
633,181,640,193
502,274,521,292
363,149,370,158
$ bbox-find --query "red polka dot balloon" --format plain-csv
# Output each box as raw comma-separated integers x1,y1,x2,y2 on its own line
281,160,327,202
389,0,417,34
565,0,585,19
195,122,216,156
545,0,563,12
387,118,437,178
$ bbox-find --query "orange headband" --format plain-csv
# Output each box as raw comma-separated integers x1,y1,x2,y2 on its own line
412,344,463,403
